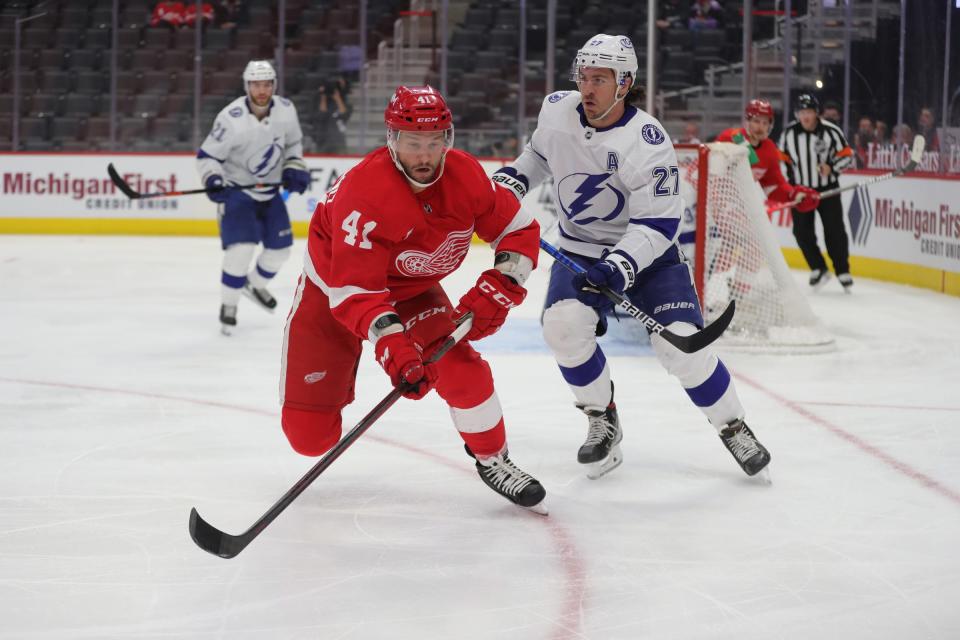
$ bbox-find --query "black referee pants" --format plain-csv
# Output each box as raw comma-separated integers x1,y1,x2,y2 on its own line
791,194,850,275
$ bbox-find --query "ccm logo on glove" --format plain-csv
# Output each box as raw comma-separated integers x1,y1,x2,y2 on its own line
478,279,518,309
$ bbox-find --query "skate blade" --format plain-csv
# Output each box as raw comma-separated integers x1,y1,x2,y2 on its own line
523,501,549,516
585,446,623,480
753,466,772,485
241,287,276,314
811,273,832,292
220,324,233,336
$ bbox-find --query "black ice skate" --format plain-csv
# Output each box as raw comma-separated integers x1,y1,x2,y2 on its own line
466,445,547,515
242,282,277,313
219,304,237,336
809,269,831,290
837,272,854,294
719,419,771,479
575,401,623,479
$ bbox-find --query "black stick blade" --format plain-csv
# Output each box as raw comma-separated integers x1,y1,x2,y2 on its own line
189,507,248,559
660,300,736,353
107,163,141,199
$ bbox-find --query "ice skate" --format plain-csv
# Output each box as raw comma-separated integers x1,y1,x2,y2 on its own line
808,269,831,291
219,304,237,336
242,282,277,313
576,401,623,479
837,273,854,294
719,419,771,481
466,445,547,515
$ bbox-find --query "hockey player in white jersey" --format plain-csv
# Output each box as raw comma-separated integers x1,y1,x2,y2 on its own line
493,34,771,480
197,60,310,334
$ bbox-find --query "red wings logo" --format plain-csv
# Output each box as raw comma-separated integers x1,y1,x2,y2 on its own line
396,227,474,277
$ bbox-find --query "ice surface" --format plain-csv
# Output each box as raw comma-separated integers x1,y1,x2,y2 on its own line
1,236,958,639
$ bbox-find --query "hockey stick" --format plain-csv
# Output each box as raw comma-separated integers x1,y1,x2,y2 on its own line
188,313,473,559
767,136,925,215
107,163,284,200
539,239,735,354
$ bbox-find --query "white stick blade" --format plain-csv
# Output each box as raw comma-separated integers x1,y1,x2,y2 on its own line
910,135,925,163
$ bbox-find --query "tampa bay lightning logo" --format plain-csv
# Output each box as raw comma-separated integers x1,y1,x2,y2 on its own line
228,107,243,118
642,124,665,145
619,37,633,49
246,139,284,177
557,173,626,225
548,91,570,103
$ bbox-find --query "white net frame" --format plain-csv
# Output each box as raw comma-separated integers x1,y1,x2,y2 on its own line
677,142,835,353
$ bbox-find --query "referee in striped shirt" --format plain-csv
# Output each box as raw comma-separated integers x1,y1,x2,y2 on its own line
779,93,856,291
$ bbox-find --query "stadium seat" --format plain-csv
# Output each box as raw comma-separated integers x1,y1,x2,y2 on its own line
64,93,100,118
50,117,83,141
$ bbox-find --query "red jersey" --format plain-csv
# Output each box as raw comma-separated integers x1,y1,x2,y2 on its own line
716,127,792,201
306,148,540,339
150,2,185,27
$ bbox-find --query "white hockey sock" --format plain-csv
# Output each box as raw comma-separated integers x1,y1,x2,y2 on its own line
248,247,291,289
221,242,255,305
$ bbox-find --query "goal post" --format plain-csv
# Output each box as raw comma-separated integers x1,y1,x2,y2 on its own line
676,142,835,352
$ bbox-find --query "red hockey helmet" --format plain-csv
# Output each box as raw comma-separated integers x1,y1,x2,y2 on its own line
384,85,453,132
745,99,774,122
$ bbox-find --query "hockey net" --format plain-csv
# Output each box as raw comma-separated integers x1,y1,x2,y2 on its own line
676,142,835,352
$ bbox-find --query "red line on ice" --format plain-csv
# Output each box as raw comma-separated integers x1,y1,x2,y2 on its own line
734,372,960,507
0,376,588,638
799,400,960,412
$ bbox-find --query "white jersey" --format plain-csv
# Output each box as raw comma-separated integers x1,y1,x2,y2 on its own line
197,95,305,202
504,91,683,272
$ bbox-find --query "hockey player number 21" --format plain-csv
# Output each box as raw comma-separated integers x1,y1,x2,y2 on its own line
341,210,377,249
652,166,680,197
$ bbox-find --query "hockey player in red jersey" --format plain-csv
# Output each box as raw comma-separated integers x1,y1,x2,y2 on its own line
279,86,547,513
716,99,819,212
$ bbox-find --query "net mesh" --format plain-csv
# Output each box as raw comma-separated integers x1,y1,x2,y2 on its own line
677,143,835,352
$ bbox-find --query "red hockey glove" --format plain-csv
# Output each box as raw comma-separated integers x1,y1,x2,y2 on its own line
374,332,438,400
454,269,527,341
789,185,821,213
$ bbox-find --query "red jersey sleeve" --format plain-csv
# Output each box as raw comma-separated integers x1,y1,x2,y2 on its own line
321,179,408,340
755,139,793,201
715,128,738,143
458,152,540,266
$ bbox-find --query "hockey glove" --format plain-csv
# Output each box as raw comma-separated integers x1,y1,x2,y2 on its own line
281,168,311,194
454,269,527,341
573,259,626,310
789,185,821,213
374,332,438,400
205,175,230,204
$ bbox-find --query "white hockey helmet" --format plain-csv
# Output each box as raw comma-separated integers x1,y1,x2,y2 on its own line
242,60,276,91
571,34,638,89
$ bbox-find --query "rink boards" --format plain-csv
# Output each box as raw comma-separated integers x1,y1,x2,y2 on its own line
1,152,958,295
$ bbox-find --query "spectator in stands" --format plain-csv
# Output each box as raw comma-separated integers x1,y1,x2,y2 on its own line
482,136,519,158
875,119,889,145
214,0,244,29
657,0,690,30
916,106,940,152
150,1,185,30
822,101,841,126
689,0,723,30
184,2,215,29
852,115,875,168
678,121,701,144
892,123,914,147
312,77,352,154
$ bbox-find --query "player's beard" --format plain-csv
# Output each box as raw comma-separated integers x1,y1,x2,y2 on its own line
403,159,440,184
249,93,272,114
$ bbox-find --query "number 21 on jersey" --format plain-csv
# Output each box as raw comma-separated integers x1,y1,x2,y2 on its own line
341,210,376,249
